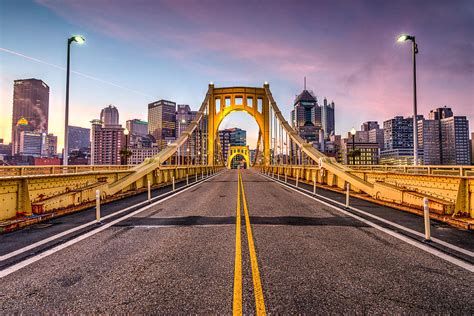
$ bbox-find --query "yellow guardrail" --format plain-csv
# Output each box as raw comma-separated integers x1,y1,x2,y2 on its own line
0,165,222,221
0,165,134,177
261,164,474,219
350,165,474,177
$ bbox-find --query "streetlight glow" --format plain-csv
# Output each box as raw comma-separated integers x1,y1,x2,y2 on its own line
350,127,356,136
397,34,408,42
124,128,129,135
70,35,86,44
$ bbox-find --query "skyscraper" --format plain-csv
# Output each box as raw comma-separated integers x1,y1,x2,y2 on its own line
291,89,319,142
440,116,470,165
417,119,441,165
90,106,124,165
126,119,148,137
11,79,49,155
176,104,198,156
321,98,335,139
381,115,423,164
148,100,176,148
100,105,120,125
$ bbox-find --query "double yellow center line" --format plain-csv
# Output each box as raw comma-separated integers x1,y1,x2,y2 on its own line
233,170,266,316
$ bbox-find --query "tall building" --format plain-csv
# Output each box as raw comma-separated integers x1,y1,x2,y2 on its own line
368,128,384,150
291,89,319,142
440,116,470,165
175,104,198,156
219,128,246,163
126,119,148,137
100,105,120,125
417,119,441,165
11,79,50,155
428,106,453,120
381,115,423,165
90,106,124,165
148,100,176,148
361,121,380,131
18,132,42,156
321,98,335,139
67,126,91,153
43,133,58,157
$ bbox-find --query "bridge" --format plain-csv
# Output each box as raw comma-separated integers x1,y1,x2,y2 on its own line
0,84,473,313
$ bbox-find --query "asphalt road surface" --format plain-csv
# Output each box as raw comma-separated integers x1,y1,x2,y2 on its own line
1,169,473,314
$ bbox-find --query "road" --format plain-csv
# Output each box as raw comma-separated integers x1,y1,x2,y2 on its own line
1,169,473,314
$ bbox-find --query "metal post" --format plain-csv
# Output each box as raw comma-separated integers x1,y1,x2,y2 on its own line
313,173,317,194
172,176,175,191
423,197,431,241
412,38,419,166
285,173,287,183
148,180,151,203
277,171,280,180
195,172,198,182
201,170,204,179
345,183,350,208
95,189,101,223
296,170,299,187
63,40,72,166
186,173,189,185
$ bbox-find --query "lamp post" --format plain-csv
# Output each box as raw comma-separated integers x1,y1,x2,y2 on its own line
64,35,85,166
350,127,356,165
123,128,129,165
397,34,419,166
177,118,186,166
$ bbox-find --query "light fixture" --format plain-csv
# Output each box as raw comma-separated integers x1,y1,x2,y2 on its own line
350,127,356,136
69,35,85,44
124,128,129,135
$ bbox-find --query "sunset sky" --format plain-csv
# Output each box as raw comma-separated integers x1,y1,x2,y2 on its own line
1,0,472,150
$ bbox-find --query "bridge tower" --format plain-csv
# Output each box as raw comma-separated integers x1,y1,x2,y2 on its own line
207,83,270,166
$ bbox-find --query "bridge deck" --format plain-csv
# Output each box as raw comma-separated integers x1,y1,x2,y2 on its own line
0,170,473,313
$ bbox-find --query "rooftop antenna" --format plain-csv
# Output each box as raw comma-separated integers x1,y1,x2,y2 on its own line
304,76,306,90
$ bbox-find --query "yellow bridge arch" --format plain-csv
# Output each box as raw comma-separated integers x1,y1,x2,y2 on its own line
227,146,250,169
207,85,270,165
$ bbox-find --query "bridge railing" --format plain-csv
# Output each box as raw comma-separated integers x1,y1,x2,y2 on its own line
0,165,134,177
350,165,474,177
0,165,222,222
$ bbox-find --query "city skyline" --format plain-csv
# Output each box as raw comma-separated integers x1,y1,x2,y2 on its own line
1,0,473,151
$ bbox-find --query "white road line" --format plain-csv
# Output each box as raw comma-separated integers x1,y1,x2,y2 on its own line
0,172,223,262
259,171,474,258
0,171,224,278
256,171,474,272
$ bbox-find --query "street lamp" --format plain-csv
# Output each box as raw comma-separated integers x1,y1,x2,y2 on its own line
397,33,419,166
350,127,356,165
63,35,85,166
123,128,129,165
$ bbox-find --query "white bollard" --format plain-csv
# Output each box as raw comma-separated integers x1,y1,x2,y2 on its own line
147,180,151,203
202,170,204,179
172,176,175,191
186,173,189,185
345,183,350,208
296,171,299,187
285,173,287,183
195,172,198,182
277,172,280,180
423,197,431,241
95,189,101,223
313,174,317,194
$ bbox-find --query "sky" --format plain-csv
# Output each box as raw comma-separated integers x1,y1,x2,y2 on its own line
0,0,473,150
